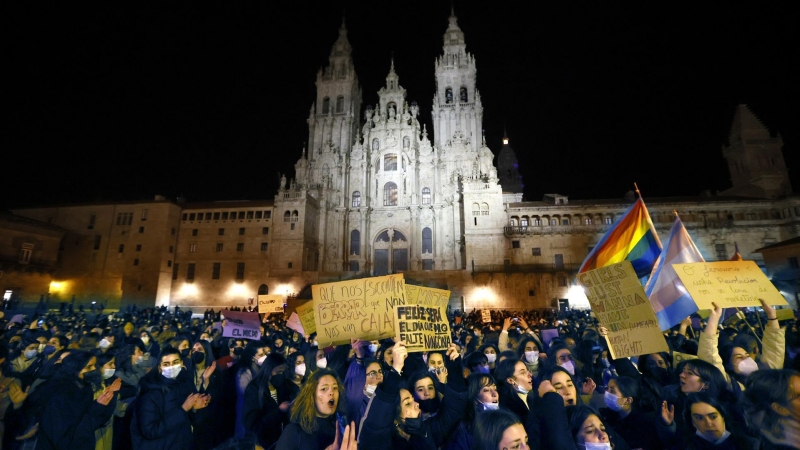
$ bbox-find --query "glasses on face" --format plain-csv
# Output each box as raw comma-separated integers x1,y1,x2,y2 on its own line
367,370,384,378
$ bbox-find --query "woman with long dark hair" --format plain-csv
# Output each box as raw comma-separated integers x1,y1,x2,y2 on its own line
38,350,121,450
599,376,662,450
242,353,289,450
683,392,758,450
472,409,528,450
232,340,270,438
445,373,499,450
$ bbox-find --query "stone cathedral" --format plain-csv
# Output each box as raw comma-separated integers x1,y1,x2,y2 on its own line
5,11,799,312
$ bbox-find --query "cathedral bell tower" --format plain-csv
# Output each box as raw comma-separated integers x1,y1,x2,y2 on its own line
432,7,482,152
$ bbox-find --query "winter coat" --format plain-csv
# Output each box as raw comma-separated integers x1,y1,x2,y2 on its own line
130,367,196,450
38,378,116,450
276,415,337,450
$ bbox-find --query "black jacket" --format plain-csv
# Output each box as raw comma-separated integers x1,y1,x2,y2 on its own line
38,378,116,450
276,416,337,450
130,367,196,450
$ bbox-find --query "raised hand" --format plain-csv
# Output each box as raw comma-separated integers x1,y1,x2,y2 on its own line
538,380,557,398
279,400,294,413
182,393,201,412
106,377,122,393
503,317,512,331
661,401,675,425
202,361,217,382
518,317,529,330
581,377,597,396
435,367,448,384
446,343,460,361
391,341,408,373
96,390,114,406
8,384,30,405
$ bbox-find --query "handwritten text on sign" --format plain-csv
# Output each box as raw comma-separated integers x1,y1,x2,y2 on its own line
221,310,262,340
312,275,405,346
673,261,789,310
578,261,669,359
295,302,316,335
396,285,451,352
258,295,285,314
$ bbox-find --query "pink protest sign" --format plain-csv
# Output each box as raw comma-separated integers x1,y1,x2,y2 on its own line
221,310,261,340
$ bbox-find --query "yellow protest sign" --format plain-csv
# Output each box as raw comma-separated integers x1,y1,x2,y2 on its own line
295,302,316,335
257,295,285,314
312,274,405,346
577,261,669,359
776,308,795,321
672,261,789,310
395,285,452,352
672,351,698,365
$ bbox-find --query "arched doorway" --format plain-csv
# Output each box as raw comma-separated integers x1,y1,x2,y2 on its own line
373,228,409,275
257,284,268,295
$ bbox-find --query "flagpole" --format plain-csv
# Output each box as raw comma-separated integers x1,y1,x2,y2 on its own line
736,307,764,344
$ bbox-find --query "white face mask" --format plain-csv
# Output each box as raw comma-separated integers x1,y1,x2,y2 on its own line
480,401,499,410
561,360,575,375
368,344,379,354
737,357,758,375
295,363,306,377
365,384,377,395
38,343,45,353
524,351,539,364
582,443,612,450
256,355,267,366
603,391,623,411
514,382,529,395
485,353,497,364
141,336,150,345
103,368,116,379
99,339,111,349
161,365,182,379
316,357,328,369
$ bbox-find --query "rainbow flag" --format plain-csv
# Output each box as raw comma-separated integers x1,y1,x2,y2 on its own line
578,197,662,278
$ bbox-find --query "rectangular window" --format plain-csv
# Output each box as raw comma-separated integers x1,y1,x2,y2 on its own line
291,223,295,230
236,262,245,280
288,262,293,269
172,263,179,280
171,228,176,235
169,246,173,253
118,244,124,253
93,235,102,250
261,243,269,252
247,211,254,219
604,217,612,225
216,243,223,252
212,263,221,279
190,244,196,253
255,211,263,219
239,227,245,235
350,260,360,272
213,212,220,220
133,258,139,266
222,212,229,220
139,226,145,233
237,243,244,252
238,212,246,219
218,228,225,236
262,227,269,234
789,257,799,269
136,244,142,251
167,260,172,267
205,213,212,221
422,260,434,270
528,289,536,296
558,276,567,287
384,153,398,171
512,241,520,249
88,214,96,230
182,213,188,221
189,213,196,221
187,263,195,281
141,209,148,221
532,247,541,256
19,245,33,264
264,211,271,219
192,229,198,236
715,244,727,260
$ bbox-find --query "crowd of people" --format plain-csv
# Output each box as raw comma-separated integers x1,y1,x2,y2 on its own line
0,299,799,450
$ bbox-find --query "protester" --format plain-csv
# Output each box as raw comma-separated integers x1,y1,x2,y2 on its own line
472,409,528,450
683,392,759,450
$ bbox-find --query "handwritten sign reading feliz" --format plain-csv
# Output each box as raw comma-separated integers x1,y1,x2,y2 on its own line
672,261,788,310
312,274,405,347
396,285,451,352
577,261,669,359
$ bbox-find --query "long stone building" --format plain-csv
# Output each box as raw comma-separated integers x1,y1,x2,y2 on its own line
4,11,799,311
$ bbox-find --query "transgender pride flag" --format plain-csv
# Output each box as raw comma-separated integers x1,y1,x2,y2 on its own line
645,217,705,331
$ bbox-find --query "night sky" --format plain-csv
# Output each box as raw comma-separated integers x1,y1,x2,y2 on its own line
5,2,798,212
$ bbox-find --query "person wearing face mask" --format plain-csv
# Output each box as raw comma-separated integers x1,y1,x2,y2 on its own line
683,393,758,450
465,351,491,378
232,341,270,439
496,358,535,423
95,352,123,450
698,300,785,391
109,343,147,450
7,338,44,389
445,373,500,450
242,353,290,450
569,405,630,450
479,344,500,374
38,351,121,450
139,329,161,363
516,336,544,379
188,340,223,450
599,376,662,450
131,348,211,450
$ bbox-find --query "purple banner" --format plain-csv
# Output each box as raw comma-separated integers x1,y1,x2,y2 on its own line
221,310,261,340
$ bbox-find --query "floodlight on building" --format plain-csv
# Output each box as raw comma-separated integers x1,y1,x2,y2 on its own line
49,281,65,292
228,283,249,297
179,283,199,297
567,284,591,309
276,284,293,296
472,287,497,305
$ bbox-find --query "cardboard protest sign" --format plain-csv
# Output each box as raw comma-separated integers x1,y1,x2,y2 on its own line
672,351,698,365
286,312,304,335
395,285,451,352
776,308,795,321
295,302,316,335
312,274,405,346
673,261,789,310
577,261,669,359
258,295,285,314
221,310,261,340
481,310,491,323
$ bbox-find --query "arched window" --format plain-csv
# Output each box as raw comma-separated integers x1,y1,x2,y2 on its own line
562,217,570,225
533,217,541,226
352,191,361,207
350,229,360,255
403,136,410,148
422,227,433,253
283,211,291,222
520,216,529,227
472,203,480,216
258,284,268,295
336,96,344,113
322,97,330,114
384,182,398,206
422,187,431,205
460,86,468,102
584,217,592,225
445,88,453,104
510,217,518,226
292,211,298,222
372,138,380,151
550,218,558,226
481,203,489,216
384,153,398,171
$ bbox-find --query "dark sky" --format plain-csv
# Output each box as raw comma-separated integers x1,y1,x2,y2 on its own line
5,1,798,212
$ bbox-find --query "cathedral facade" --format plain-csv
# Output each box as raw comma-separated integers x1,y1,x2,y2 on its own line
5,12,799,312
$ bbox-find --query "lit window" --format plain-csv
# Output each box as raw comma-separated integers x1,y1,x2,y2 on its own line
384,154,398,171
384,182,398,206
422,188,431,205
352,191,361,208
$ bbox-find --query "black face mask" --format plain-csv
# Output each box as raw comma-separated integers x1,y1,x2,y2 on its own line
270,372,286,387
418,397,440,414
404,416,424,435
83,369,102,386
233,347,244,356
191,352,205,365
180,349,190,358
645,366,671,385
